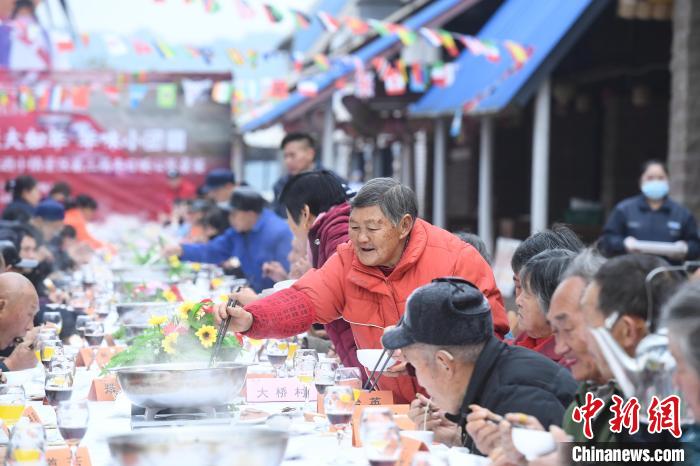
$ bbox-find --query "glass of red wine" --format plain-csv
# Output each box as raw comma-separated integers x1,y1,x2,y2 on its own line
83,322,105,372
56,400,89,466
44,371,74,408
360,412,402,466
323,385,355,452
264,339,289,377
74,315,92,347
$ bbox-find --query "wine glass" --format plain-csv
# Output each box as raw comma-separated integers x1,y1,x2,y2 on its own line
247,338,265,362
294,355,317,412
56,401,89,466
314,360,338,395
42,311,63,336
75,315,91,342
83,322,105,371
335,367,363,401
324,386,355,449
44,371,74,408
40,339,63,370
6,420,46,465
360,412,402,466
0,386,26,430
265,340,289,377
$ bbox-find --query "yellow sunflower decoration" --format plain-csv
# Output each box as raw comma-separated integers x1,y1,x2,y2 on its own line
162,289,178,303
195,325,217,348
148,315,168,326
168,255,181,268
162,333,179,354
177,301,195,320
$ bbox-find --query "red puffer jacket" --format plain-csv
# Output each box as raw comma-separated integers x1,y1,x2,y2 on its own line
308,202,365,381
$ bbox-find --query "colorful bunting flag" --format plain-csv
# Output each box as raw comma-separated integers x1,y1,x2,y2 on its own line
313,53,330,71
155,39,176,59
346,17,369,35
438,29,459,57
459,35,500,62
234,0,256,19
51,30,74,52
247,49,258,68
480,39,502,62
128,84,149,109
133,38,153,55
292,51,304,72
19,86,36,111
291,9,311,28
156,83,178,109
227,48,245,65
203,0,220,13
389,24,416,46
384,70,406,96
395,58,408,83
49,85,64,111
354,69,375,99
409,63,426,93
371,56,391,80
317,11,340,32
103,85,121,106
263,4,284,23
199,47,214,65
268,79,289,99
298,80,318,97
504,40,531,68
368,19,392,37
104,33,128,56
419,28,443,48
71,86,90,110
211,81,232,104
80,33,90,47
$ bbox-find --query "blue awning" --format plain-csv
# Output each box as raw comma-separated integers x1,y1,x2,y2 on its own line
238,0,470,133
409,0,609,116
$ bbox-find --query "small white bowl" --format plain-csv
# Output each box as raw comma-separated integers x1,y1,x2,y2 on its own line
273,279,297,291
356,349,397,372
511,427,557,460
400,430,434,445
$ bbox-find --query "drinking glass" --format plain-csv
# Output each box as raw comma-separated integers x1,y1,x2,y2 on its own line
83,322,105,371
51,351,77,378
44,371,74,408
40,339,63,370
335,367,363,401
74,315,91,342
294,355,317,412
265,340,289,377
56,401,89,466
42,311,63,336
6,420,46,465
0,386,26,429
360,414,402,466
314,360,338,395
324,386,355,448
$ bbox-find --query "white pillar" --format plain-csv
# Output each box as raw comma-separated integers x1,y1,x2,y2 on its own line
433,118,447,228
478,117,494,253
321,101,335,170
530,78,551,235
414,130,428,218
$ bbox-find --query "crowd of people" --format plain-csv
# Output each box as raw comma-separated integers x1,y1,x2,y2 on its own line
1,131,699,464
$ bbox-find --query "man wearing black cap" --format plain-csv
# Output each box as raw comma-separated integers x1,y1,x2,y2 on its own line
30,199,65,245
202,168,236,206
165,187,292,292
382,278,577,454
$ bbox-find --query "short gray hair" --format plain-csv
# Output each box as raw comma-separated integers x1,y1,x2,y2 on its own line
663,281,700,376
351,178,418,225
563,248,606,283
412,342,486,365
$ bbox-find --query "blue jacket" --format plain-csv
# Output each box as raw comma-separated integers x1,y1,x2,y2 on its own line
599,195,700,261
180,209,292,292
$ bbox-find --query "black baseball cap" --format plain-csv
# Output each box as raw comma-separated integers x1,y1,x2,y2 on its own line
34,199,65,221
229,187,265,213
202,168,235,193
382,277,493,350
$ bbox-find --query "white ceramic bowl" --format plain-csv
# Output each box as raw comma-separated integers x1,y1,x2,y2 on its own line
400,430,434,445
511,427,557,460
272,279,297,291
356,349,397,372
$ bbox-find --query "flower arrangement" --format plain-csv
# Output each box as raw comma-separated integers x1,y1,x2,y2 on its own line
122,281,181,303
102,298,242,373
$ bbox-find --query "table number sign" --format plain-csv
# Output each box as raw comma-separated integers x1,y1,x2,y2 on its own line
397,436,430,466
245,377,317,403
76,347,124,368
88,375,121,401
47,446,91,466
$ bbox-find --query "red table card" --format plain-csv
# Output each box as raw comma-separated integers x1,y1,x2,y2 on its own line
351,404,411,447
87,375,121,401
76,347,124,368
22,406,42,424
397,436,430,466
317,390,394,414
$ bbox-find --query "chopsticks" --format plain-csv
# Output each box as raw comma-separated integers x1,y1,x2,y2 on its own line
209,286,242,367
422,398,432,431
363,349,395,392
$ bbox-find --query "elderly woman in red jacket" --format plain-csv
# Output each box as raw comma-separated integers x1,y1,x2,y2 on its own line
219,178,508,403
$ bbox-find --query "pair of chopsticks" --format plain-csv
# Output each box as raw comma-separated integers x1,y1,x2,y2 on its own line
422,398,432,431
209,286,242,367
363,348,395,392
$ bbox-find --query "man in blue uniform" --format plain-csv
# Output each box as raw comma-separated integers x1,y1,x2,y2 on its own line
166,187,292,292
